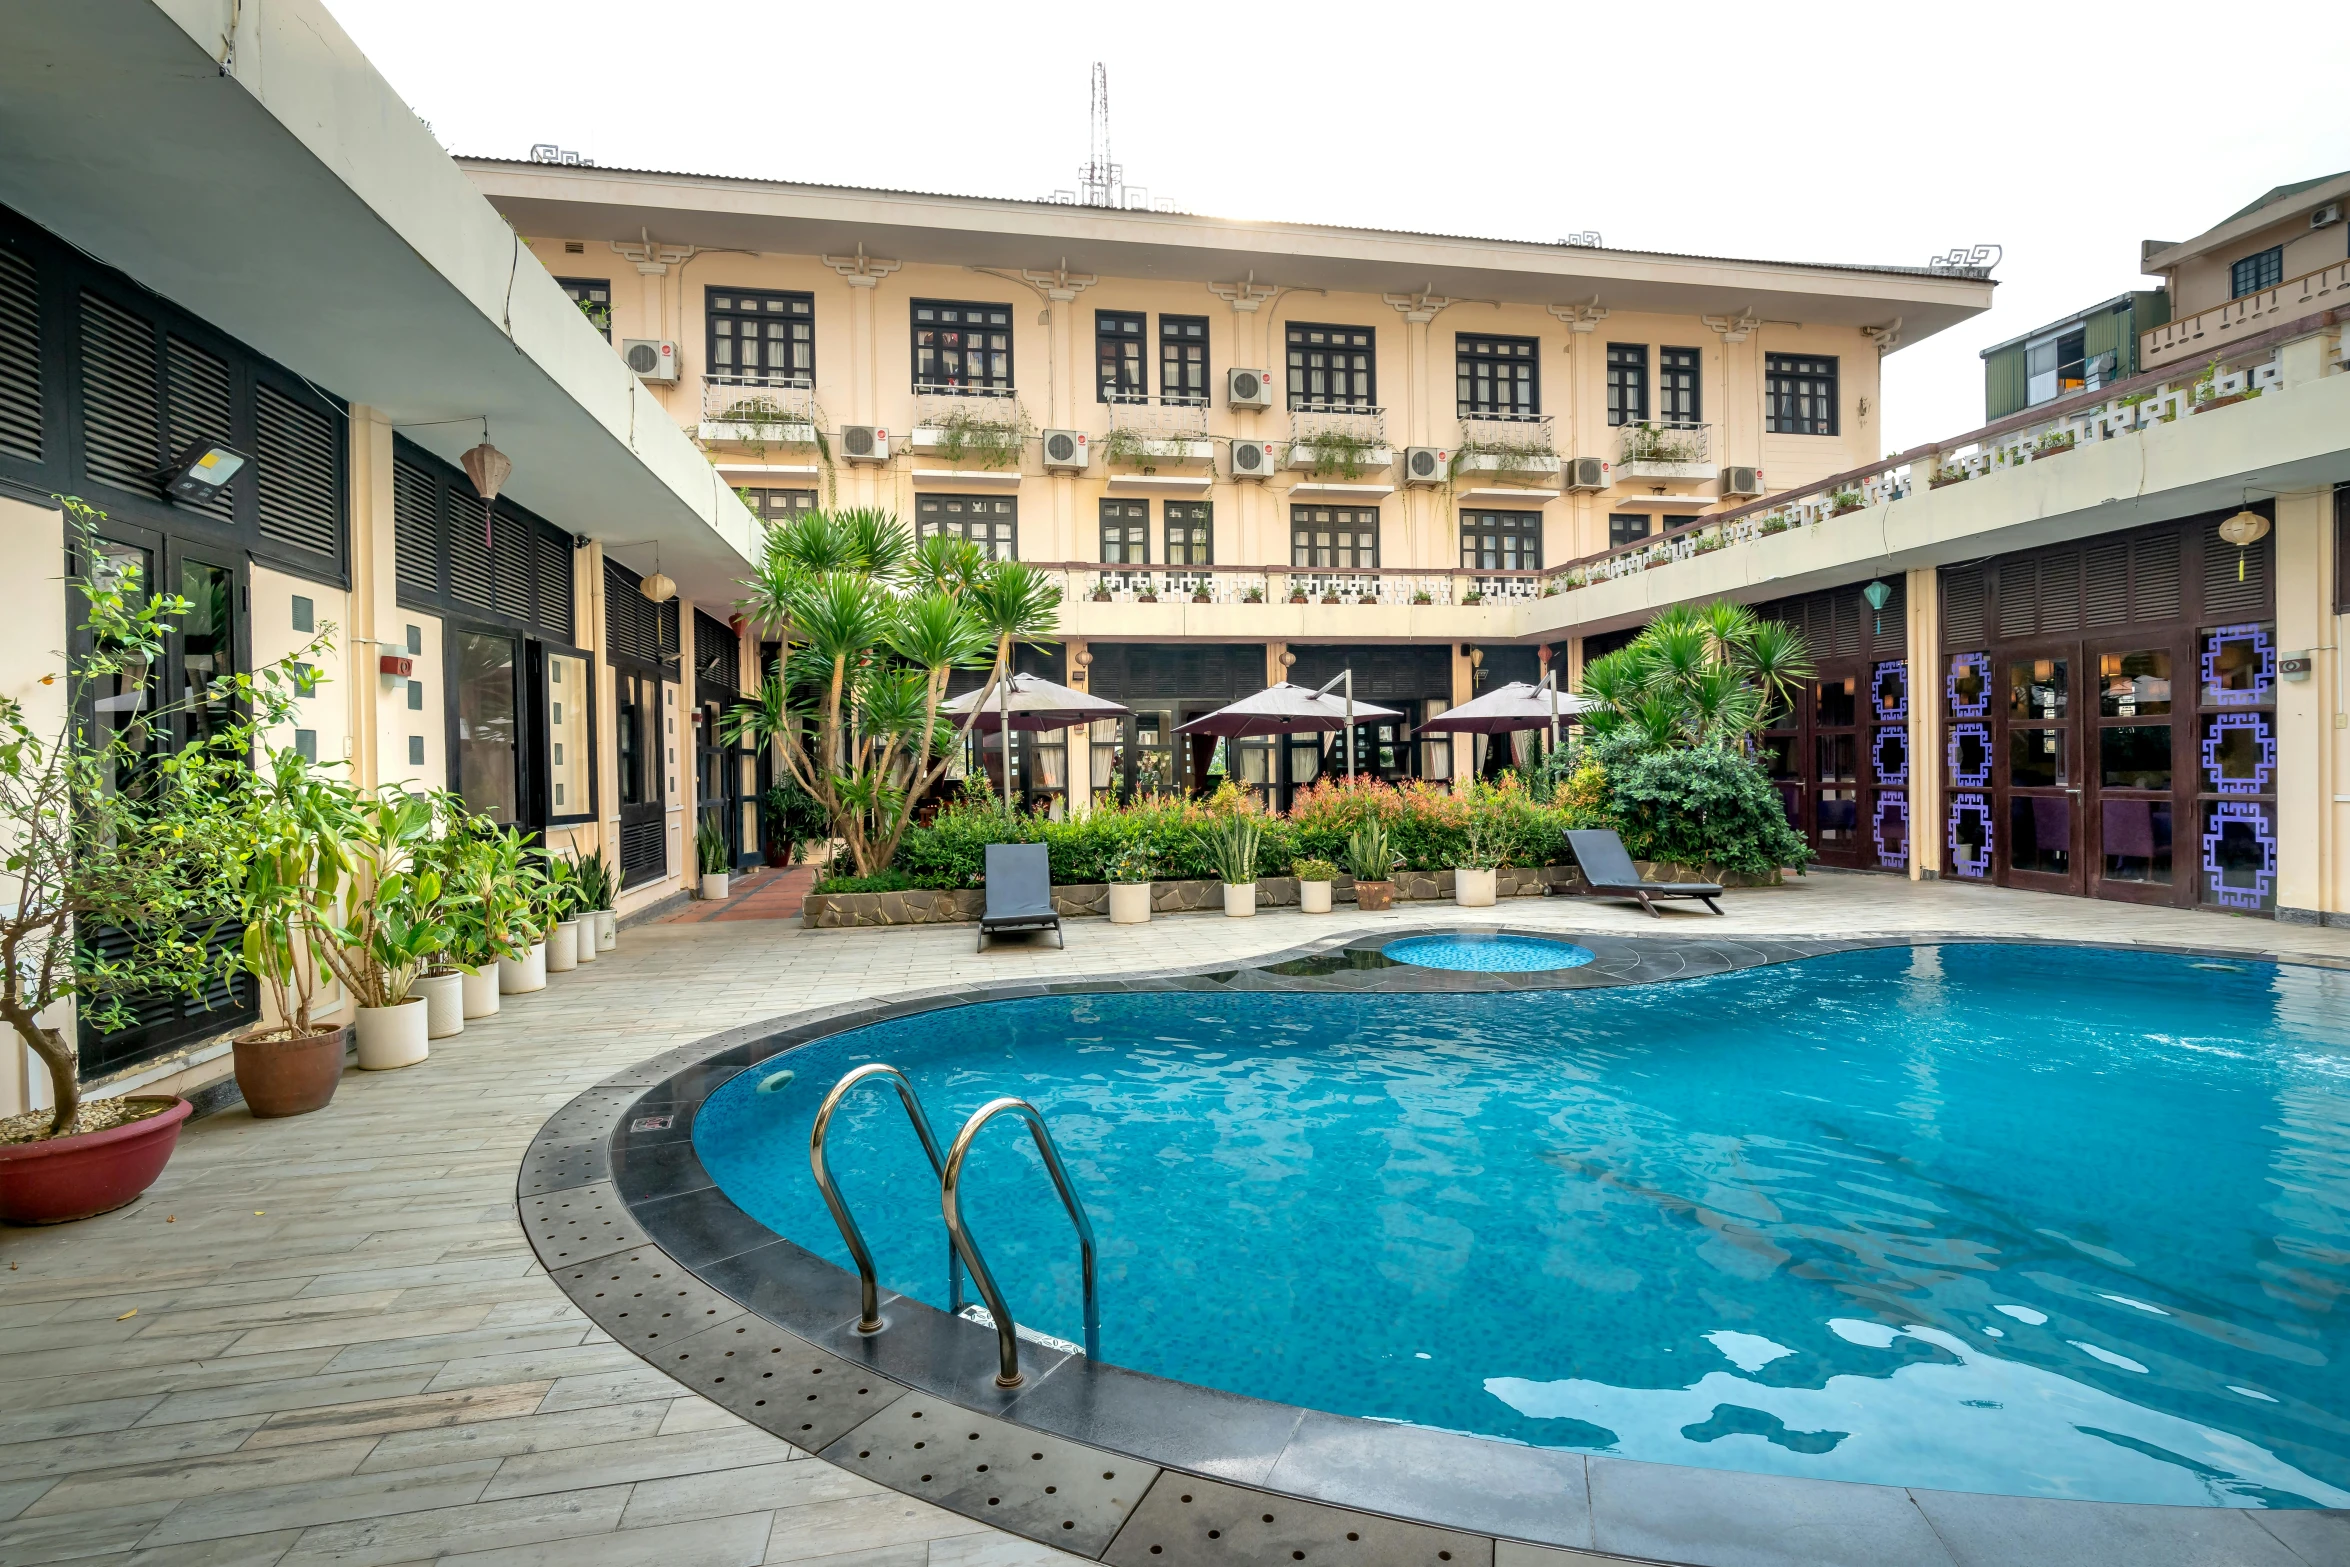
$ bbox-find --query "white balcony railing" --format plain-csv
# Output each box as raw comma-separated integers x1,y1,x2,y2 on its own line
2141,259,2349,370
1289,404,1387,445
1048,563,1548,609
1613,421,1712,474
699,376,818,442
1102,396,1214,467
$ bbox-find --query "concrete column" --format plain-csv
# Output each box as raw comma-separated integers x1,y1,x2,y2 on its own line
1905,565,1942,880
1064,636,1092,819
1449,642,1475,792
2275,490,2332,921
675,600,697,889
581,541,620,869
346,406,397,794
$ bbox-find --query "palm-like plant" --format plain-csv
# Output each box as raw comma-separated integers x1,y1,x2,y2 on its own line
1577,598,1814,749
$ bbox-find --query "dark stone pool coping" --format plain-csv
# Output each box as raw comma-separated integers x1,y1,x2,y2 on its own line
520,928,2350,1567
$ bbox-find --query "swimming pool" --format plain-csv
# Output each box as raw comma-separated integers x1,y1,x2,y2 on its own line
692,943,2350,1508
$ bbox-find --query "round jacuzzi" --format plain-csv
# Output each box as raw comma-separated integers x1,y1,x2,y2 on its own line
690,943,2350,1509
1381,932,1596,972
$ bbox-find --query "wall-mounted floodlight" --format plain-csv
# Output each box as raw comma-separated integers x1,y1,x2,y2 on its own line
162,441,248,505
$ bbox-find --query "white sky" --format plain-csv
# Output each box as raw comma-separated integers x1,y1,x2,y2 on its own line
325,0,2350,457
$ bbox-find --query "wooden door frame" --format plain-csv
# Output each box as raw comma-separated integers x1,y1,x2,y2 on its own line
2080,629,2197,907
1993,638,2086,897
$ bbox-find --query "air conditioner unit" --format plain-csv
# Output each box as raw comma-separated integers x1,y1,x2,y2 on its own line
620,339,680,383
2312,203,2342,230
1041,429,1089,472
1228,439,1277,479
1565,456,1609,492
1402,447,1449,486
1227,368,1273,411
839,425,890,465
1719,465,1765,498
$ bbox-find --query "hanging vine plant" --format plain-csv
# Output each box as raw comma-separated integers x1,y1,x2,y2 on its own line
1293,430,1379,480
929,405,1030,470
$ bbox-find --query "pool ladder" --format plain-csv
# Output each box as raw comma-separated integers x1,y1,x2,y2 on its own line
809,1063,1099,1388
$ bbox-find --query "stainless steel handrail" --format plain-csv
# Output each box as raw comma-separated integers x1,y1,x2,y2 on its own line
941,1096,1100,1388
808,1064,966,1333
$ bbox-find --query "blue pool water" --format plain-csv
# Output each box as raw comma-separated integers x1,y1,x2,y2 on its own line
1382,933,1595,972
693,944,2350,1507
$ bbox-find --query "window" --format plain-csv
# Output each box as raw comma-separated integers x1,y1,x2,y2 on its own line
1160,316,1209,404
1460,510,1540,571
1286,323,1375,409
917,494,1017,559
1658,347,1700,424
545,651,591,822
740,487,817,525
1097,311,1146,403
1291,505,1378,569
708,289,813,385
1457,335,1539,417
2231,246,2284,299
453,629,519,824
1100,499,1148,563
1605,344,1648,426
558,277,612,340
1165,501,1212,565
2025,329,2089,406
913,300,1013,392
1609,513,1653,549
1765,354,1839,435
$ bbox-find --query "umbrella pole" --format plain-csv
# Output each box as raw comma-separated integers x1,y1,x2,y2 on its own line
1344,669,1356,779
999,669,1012,819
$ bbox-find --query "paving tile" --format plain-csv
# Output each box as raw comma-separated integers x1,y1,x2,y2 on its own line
221,1303,494,1357
761,1493,988,1563
450,1511,774,1566
1587,1457,1954,1567
133,1290,407,1340
321,1321,590,1374
0,1476,58,1520
242,1382,553,1448
136,1369,440,1427
275,1486,633,1567
26,1437,379,1516
1910,1489,2309,1567
2249,1509,2350,1566
0,1496,182,1565
927,1533,1095,1567
532,1365,696,1413
480,1425,793,1501
0,1396,166,1445
358,1400,676,1475
137,1459,502,1546
0,1416,270,1485
621,1460,878,1530
116,1528,305,1565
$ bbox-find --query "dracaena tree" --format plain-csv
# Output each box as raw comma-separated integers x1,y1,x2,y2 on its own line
724,509,1060,876
1577,599,1814,750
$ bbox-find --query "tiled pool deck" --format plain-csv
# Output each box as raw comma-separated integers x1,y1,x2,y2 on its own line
4,874,2348,1567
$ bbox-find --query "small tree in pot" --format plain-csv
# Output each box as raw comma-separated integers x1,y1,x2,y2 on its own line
233,750,358,1116
1205,813,1262,918
1106,841,1154,925
1346,820,1400,911
313,790,450,1072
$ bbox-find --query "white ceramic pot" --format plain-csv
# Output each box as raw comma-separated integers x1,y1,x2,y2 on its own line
1300,880,1334,914
1108,882,1152,925
1455,867,1499,908
595,910,617,951
417,970,465,1039
460,965,501,1019
573,918,598,963
1223,882,1257,918
353,997,429,1070
499,941,548,994
700,871,730,901
547,919,580,973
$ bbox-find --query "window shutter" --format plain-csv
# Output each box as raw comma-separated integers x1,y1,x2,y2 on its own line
1831,591,1861,656
604,558,674,670
1944,565,1986,646
535,529,574,642
1869,578,1906,656
393,462,441,596
489,506,531,623
255,382,339,560
2201,527,2269,622
79,291,163,496
2131,530,2182,622
164,337,235,522
1997,562,2037,639
2084,539,2129,627
694,609,738,692
447,491,494,611
0,247,41,461
2037,549,2080,635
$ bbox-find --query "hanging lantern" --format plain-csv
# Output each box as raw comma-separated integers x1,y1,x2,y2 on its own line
1862,578,1892,635
639,568,677,604
2217,510,2270,584
459,439,512,548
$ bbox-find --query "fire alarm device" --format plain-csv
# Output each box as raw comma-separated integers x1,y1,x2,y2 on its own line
378,654,415,678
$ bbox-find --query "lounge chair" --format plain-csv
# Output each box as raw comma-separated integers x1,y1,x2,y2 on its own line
1564,829,1725,918
977,843,1065,952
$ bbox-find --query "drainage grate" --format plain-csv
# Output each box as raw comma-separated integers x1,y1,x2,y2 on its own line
658,1315,906,1449
552,1245,745,1350
519,1137,610,1195
824,1394,1156,1556
519,1180,642,1264
1106,1473,1493,1567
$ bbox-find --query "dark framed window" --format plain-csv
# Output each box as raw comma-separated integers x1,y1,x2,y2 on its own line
1605,344,1648,426
558,277,612,340
452,627,522,825
1161,316,1209,404
708,289,813,385
916,494,1017,559
1291,505,1378,569
1766,354,1840,435
1456,335,1539,416
1100,498,1148,563
1097,310,1146,403
1286,323,1375,409
1609,513,1653,549
1460,510,1540,571
1165,500,1212,565
913,300,1013,392
542,646,595,825
740,487,817,525
1658,346,1700,423
2231,246,2284,299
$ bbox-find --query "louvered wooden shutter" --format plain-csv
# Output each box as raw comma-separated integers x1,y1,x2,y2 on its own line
393,462,441,596
695,609,738,692
1870,577,1906,656
1944,565,1986,646
2037,549,2080,635
2084,539,2129,628
2131,530,2182,622
255,382,340,560
447,492,494,611
1997,561,2036,639
2202,528,2270,623
490,506,531,622
164,337,234,522
535,530,574,642
0,247,41,461
79,291,163,495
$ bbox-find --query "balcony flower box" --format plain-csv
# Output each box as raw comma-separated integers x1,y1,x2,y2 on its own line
1136,592,1159,603
699,418,818,446
1245,589,1265,604
1930,468,1971,489
1829,492,1865,516
1616,459,1714,482
1090,588,1112,602
1191,590,1212,603
1411,591,1433,605
908,422,1024,466
1288,590,1308,604
1105,435,1215,468
1285,441,1394,476
1321,594,1343,605
1455,450,1561,479
2193,392,2253,413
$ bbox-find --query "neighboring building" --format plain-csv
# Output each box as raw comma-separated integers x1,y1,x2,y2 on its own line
1979,291,2168,420
2139,169,2350,370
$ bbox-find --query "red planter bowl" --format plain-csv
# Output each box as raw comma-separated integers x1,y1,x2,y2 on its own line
0,1096,192,1226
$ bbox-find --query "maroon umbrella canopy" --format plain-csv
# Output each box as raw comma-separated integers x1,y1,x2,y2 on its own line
940,672,1131,732
1414,681,1596,735
1173,682,1403,738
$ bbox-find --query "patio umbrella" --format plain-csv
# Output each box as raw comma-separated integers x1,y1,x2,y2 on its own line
1175,677,1402,779
1415,680,1596,738
940,672,1131,732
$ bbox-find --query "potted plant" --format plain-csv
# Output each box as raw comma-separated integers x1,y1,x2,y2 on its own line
760,777,826,869
439,817,531,1014
1829,488,1865,516
1191,587,1212,603
1346,820,1399,911
1205,813,1262,917
1136,589,1159,603
315,791,449,1072
1294,857,1338,915
1106,842,1153,925
1244,587,1265,604
0,517,315,1221
697,814,732,900
541,851,583,973
1410,590,1433,605
497,835,551,995
1288,588,1308,604
579,847,622,952
1454,794,1503,908
232,750,355,1115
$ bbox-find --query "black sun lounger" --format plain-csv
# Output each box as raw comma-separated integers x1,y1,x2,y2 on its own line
978,842,1065,952
1565,828,1725,918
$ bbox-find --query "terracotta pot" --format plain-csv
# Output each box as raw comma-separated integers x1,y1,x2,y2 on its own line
417,970,465,1038
353,997,429,1071
1108,882,1151,925
460,966,501,1018
1454,868,1499,908
499,941,547,994
1300,880,1333,914
1354,880,1397,912
0,1096,191,1225
547,919,580,973
231,1025,347,1118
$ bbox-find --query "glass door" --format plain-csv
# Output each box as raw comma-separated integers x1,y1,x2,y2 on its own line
2086,638,2183,905
1999,646,2083,895
614,666,667,884
1809,666,1866,868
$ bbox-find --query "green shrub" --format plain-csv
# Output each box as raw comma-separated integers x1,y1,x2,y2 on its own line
1601,744,1808,878
812,869,923,894
1293,857,1338,882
